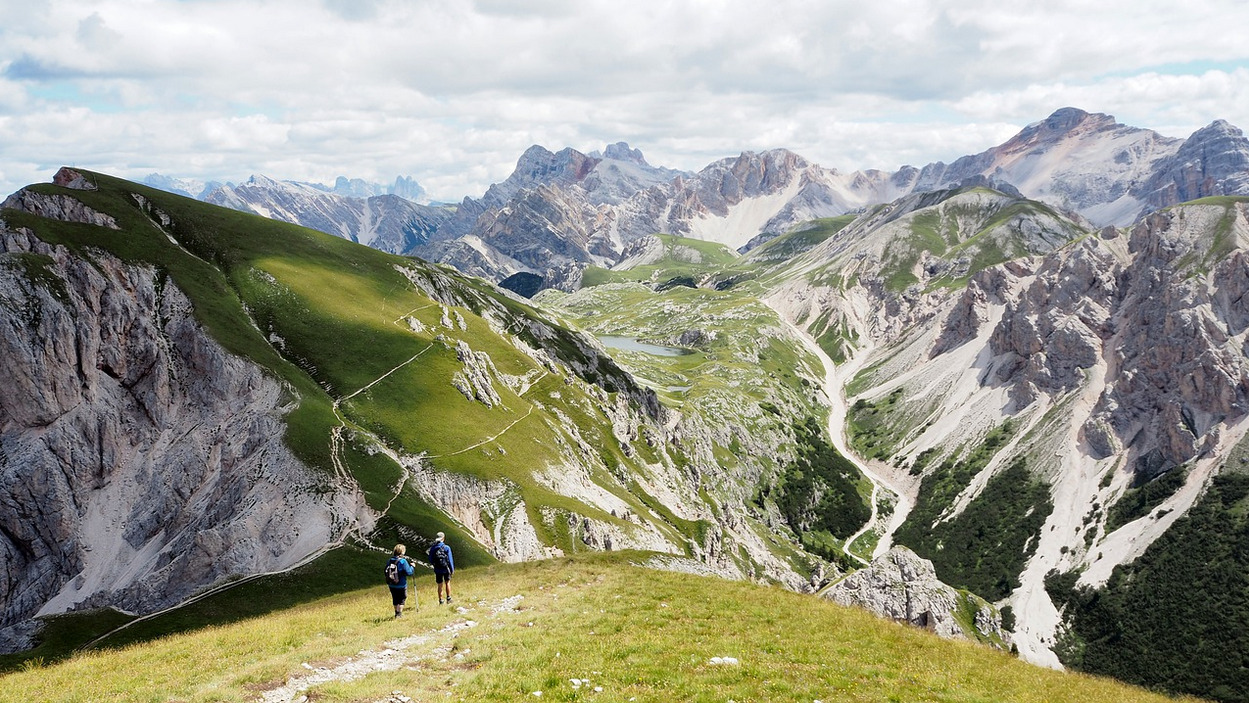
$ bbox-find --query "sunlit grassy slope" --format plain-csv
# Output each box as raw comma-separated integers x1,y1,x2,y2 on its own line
0,554,1198,703
5,171,695,533
1,172,748,662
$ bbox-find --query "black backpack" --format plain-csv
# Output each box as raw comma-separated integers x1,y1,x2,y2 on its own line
384,558,401,585
431,543,451,571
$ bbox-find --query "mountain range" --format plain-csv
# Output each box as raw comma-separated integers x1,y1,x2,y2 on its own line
151,108,1249,294
6,107,1249,702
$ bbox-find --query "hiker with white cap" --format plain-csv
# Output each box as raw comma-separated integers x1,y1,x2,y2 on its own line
427,531,455,604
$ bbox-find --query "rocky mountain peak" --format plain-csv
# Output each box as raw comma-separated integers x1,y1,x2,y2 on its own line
1005,107,1122,152
1044,106,1096,129
601,141,648,166
1140,117,1249,209
243,173,285,189
705,148,809,196
482,145,601,208
514,145,599,184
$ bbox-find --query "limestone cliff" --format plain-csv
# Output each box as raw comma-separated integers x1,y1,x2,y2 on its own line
0,204,367,651
768,189,1249,668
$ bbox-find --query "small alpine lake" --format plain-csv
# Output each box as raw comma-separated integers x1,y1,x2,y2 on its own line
597,335,693,357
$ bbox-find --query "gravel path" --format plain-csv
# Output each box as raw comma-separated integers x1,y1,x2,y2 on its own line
259,596,525,703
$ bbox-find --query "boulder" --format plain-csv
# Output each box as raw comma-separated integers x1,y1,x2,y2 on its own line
823,546,1009,648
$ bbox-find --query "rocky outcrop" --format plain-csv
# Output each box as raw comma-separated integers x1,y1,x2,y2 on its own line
404,461,554,563
988,238,1117,406
0,220,365,650
52,167,98,191
2,189,118,230
452,340,502,407
823,547,1008,647
982,201,1249,474
930,276,990,357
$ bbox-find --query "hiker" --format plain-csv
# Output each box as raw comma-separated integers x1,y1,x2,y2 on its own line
428,532,455,604
385,544,416,617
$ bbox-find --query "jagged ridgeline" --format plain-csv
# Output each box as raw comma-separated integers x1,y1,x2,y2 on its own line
0,169,853,662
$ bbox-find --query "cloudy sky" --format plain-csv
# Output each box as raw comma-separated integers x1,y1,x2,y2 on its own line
2,0,1248,201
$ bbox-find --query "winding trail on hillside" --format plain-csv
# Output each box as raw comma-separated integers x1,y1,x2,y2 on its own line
427,406,537,459
842,483,881,566
81,298,550,653
782,321,913,565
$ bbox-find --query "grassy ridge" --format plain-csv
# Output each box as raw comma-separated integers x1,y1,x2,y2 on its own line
582,234,739,287
0,555,1193,703
3,172,684,542
3,172,751,664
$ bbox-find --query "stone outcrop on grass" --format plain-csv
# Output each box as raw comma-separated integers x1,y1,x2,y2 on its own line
823,547,1008,647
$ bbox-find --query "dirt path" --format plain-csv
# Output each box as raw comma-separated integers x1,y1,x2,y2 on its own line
259,595,526,703
783,320,913,563
842,482,880,565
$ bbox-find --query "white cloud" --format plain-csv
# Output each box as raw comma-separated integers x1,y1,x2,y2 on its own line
0,0,1247,200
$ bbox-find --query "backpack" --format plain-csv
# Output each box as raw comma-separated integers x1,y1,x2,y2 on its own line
431,543,451,571
384,558,401,585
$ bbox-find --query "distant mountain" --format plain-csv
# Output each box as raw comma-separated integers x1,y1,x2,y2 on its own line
375,111,1249,288
905,107,1249,226
328,174,427,202
202,174,452,254
141,173,223,200
406,142,697,282
607,148,910,251
146,172,429,204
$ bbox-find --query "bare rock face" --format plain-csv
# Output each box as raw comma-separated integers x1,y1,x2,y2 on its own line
823,547,1008,647
0,219,363,650
52,167,98,191
472,184,603,271
2,189,119,230
983,201,1249,477
1141,120,1249,210
452,340,503,407
989,238,1118,406
930,276,990,357
481,145,601,208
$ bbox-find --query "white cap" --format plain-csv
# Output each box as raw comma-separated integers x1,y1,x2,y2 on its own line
436,532,445,541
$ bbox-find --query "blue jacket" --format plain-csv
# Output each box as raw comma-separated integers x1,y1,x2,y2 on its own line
386,555,415,588
428,541,454,574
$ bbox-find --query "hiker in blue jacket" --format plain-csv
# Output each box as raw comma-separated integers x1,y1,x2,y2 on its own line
385,544,416,618
428,532,455,604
